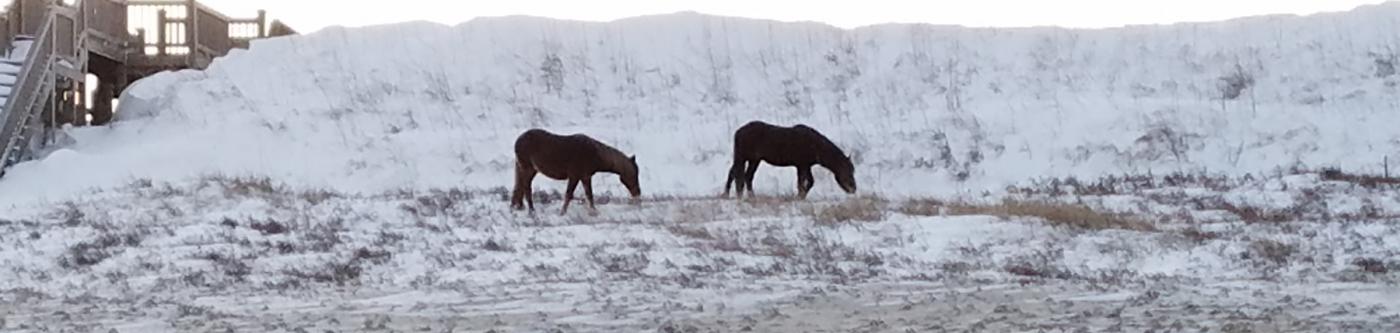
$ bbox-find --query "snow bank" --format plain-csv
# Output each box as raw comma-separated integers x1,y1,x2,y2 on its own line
3,4,1400,207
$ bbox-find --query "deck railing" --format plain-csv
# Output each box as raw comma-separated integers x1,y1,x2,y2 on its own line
128,0,269,68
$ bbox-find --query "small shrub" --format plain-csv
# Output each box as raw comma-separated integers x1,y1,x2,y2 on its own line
373,230,406,246
1246,239,1296,265
1372,51,1397,78
399,189,474,218
481,238,513,252
657,321,700,333
1002,245,1072,280
667,225,715,240
1221,202,1292,224
300,220,345,252
204,175,282,197
60,232,143,268
522,263,563,281
939,261,975,276
198,252,252,282
128,178,154,189
668,273,705,289
1003,262,1072,280
299,189,339,205
1352,257,1388,274
586,245,650,275
353,247,393,264
249,219,288,235
1319,167,1400,189
282,259,363,286
1180,228,1221,243
176,303,212,318
1219,65,1255,100
49,202,85,227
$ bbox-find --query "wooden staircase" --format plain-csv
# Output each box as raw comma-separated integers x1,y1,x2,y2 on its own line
0,0,292,176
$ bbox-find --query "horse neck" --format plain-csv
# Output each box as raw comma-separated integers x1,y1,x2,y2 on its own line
595,144,630,175
808,136,844,167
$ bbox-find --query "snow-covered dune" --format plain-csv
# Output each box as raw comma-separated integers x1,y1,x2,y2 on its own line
5,6,1400,330
3,3,1400,206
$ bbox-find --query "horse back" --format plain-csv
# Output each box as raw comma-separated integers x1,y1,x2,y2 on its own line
734,121,833,166
515,129,607,178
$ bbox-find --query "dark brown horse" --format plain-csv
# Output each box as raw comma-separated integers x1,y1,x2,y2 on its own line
723,121,856,199
511,129,641,215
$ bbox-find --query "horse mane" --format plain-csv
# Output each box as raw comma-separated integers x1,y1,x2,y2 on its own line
794,125,847,164
591,140,636,175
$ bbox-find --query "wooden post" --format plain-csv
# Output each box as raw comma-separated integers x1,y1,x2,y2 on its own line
186,0,197,66
156,9,166,56
1386,156,1390,179
75,80,87,126
135,28,146,55
256,9,266,38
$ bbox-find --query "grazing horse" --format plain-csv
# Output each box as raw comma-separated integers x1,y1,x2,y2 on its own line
723,121,857,199
511,129,642,215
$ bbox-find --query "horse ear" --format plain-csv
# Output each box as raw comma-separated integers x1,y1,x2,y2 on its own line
630,155,636,162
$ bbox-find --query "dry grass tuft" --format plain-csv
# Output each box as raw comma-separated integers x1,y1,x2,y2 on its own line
898,198,945,216
903,198,1154,231
200,175,284,197
1319,167,1400,189
667,225,716,240
810,196,888,225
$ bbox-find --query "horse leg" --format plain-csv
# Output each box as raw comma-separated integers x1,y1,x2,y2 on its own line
796,165,814,200
582,176,597,213
560,178,579,216
743,160,760,198
513,161,538,211
724,159,745,198
523,167,537,212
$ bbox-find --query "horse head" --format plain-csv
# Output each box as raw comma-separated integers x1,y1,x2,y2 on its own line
621,155,642,200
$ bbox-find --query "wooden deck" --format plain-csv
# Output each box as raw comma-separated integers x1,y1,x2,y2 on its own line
4,0,292,120
0,0,292,173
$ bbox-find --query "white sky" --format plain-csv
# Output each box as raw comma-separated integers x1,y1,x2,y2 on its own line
201,0,1389,33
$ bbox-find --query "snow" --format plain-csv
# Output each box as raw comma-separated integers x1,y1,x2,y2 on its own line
1,176,1397,330
1,4,1400,207
0,38,33,116
1,3,1400,331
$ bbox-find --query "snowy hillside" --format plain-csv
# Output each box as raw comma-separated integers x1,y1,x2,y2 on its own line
1,3,1399,205
3,4,1400,331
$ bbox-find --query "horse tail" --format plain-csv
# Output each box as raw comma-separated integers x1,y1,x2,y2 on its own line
725,137,747,196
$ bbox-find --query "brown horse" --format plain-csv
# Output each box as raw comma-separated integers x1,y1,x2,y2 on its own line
511,129,641,215
723,121,857,199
